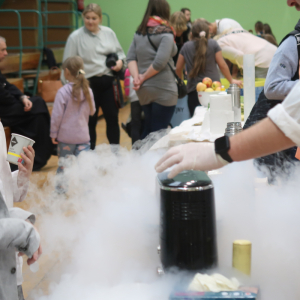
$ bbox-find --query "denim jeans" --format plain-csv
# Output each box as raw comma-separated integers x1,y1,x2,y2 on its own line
56,142,90,193
141,103,175,139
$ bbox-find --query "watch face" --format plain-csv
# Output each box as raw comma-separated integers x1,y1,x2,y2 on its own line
215,136,230,154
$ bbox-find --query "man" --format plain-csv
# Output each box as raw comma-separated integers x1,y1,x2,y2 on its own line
0,36,52,171
155,0,300,178
180,8,192,29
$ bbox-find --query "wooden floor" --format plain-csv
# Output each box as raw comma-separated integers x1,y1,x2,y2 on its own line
14,103,132,299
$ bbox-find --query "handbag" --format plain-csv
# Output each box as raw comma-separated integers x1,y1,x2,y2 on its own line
38,67,63,102
112,74,125,108
147,32,187,98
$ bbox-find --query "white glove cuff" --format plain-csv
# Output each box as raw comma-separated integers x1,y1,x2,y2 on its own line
216,154,230,166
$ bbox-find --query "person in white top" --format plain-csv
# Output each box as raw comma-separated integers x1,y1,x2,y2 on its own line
0,123,42,299
215,29,277,78
208,18,243,36
62,3,126,150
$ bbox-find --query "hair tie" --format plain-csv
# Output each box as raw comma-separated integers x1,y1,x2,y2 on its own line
78,69,85,75
199,31,206,38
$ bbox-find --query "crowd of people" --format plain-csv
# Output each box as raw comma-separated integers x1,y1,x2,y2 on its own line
2,0,300,299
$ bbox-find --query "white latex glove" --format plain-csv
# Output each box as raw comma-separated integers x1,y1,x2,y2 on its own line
155,142,228,178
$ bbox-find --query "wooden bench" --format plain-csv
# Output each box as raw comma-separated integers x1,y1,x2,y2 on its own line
7,78,24,93
4,126,11,151
0,52,40,75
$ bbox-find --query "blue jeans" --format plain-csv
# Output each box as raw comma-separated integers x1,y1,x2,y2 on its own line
57,142,90,174
55,142,90,193
141,103,175,139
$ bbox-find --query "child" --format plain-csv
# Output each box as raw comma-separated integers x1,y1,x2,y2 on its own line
175,19,243,116
50,56,95,192
0,122,41,300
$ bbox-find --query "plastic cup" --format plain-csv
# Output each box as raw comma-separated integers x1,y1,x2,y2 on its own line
7,134,35,165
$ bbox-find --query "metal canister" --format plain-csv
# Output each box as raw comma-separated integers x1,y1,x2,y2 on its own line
225,122,243,137
227,83,241,108
232,240,251,275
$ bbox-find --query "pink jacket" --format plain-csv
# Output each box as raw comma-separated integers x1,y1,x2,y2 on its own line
50,83,96,144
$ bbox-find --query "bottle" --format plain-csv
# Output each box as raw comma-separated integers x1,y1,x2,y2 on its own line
232,240,251,275
227,84,241,122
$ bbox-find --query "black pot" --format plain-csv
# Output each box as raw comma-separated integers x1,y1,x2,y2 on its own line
157,170,218,271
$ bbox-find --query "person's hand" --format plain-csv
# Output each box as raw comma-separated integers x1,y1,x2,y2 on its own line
17,146,35,186
155,142,228,178
133,75,142,91
27,243,42,265
111,59,123,72
231,79,243,88
18,223,42,265
51,138,58,145
21,96,33,112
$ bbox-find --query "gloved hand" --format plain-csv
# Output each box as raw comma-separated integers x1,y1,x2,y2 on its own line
155,142,228,178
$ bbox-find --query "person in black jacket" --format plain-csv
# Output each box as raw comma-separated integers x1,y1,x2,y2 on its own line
0,37,52,171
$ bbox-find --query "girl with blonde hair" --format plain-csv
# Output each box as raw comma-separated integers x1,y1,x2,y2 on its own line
176,19,242,116
51,56,95,191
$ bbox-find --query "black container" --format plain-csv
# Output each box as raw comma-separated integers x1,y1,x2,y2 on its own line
157,170,217,271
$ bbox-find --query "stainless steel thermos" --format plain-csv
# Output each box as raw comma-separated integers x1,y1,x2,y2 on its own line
225,122,243,137
227,84,241,122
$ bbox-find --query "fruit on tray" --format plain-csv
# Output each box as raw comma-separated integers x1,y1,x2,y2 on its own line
202,77,212,88
196,82,207,92
212,81,221,90
205,88,214,92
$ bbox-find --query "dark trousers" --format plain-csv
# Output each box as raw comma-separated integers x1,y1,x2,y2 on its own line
187,90,201,116
141,102,175,139
88,76,120,149
131,101,143,144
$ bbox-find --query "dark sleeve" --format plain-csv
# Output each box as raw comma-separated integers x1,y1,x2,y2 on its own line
5,80,23,99
0,74,23,106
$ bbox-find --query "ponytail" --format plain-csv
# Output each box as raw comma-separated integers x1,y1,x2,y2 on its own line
188,20,210,79
73,71,94,115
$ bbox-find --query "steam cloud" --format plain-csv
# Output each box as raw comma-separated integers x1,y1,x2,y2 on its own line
26,140,300,300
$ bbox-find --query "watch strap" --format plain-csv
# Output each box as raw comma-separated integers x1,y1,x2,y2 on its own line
214,136,233,163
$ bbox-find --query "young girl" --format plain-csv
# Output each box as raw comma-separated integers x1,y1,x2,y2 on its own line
176,19,243,116
50,56,95,190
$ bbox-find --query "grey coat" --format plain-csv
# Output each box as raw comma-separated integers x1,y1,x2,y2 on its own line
0,192,40,300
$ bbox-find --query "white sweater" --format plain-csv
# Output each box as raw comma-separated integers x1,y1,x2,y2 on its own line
268,81,300,147
217,29,277,69
0,122,32,285
61,26,126,83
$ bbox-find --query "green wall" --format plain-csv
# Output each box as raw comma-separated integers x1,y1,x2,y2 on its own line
86,0,300,53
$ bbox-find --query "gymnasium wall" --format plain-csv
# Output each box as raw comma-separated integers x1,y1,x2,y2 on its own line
85,0,300,53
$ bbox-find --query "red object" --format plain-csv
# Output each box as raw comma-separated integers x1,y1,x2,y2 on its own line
295,147,300,160
77,0,84,11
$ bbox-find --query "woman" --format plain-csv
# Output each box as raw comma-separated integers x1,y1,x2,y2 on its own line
263,23,277,44
127,0,178,139
62,3,126,149
170,11,189,65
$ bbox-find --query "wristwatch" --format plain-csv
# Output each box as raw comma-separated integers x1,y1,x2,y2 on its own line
214,136,233,163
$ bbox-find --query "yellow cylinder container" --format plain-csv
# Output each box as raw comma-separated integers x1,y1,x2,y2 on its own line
232,240,252,275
